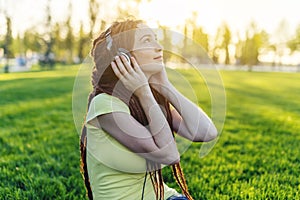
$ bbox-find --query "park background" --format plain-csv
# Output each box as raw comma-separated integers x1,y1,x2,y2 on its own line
0,0,299,199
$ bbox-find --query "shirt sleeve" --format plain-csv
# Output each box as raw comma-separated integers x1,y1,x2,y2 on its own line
85,93,130,126
85,93,147,173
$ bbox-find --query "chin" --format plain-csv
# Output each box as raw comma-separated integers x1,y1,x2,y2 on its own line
142,62,164,75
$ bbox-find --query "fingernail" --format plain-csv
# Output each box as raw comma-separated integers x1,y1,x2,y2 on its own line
115,56,119,59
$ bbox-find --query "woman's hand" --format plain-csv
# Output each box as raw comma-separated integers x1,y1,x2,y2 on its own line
111,55,151,97
149,68,171,94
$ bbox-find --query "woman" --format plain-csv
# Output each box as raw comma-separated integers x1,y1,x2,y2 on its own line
80,19,218,200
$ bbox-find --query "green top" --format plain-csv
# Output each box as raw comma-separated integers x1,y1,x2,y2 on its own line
85,93,179,199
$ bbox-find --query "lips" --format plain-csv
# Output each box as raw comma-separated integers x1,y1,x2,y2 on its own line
154,55,163,60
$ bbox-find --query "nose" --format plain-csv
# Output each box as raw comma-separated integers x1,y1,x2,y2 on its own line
155,42,163,52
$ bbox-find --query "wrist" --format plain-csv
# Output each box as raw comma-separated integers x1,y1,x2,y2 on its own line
158,81,175,97
162,83,179,103
151,80,171,94
135,85,152,99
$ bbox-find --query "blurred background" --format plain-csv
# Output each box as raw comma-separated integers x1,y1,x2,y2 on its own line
1,1,299,199
1,0,300,72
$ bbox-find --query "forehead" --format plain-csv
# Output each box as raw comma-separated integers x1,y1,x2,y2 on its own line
134,24,155,39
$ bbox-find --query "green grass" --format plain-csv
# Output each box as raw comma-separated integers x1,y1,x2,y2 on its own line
1,67,299,199
0,67,86,199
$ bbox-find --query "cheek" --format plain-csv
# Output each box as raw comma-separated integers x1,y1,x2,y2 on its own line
133,51,153,65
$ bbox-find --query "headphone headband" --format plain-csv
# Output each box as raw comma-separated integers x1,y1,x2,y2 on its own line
104,28,131,65
105,28,113,51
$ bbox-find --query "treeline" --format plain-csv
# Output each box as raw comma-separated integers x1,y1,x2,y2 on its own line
1,0,300,70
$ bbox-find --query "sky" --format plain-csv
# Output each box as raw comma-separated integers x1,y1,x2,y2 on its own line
1,0,300,42
140,0,300,40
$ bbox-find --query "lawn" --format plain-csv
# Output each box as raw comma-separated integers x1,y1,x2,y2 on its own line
0,66,299,199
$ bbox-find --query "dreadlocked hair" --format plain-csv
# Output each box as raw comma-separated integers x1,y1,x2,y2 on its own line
80,19,193,200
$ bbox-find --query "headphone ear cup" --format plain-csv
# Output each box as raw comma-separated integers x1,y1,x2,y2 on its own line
118,48,131,65
119,52,130,64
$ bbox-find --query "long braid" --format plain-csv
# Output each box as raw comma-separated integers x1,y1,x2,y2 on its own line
158,169,164,199
172,164,194,200
80,127,93,200
80,91,95,200
164,93,194,200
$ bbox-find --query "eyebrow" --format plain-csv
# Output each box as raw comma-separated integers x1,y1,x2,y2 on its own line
139,34,157,41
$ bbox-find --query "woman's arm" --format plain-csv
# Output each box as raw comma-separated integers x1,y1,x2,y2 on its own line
95,111,180,165
149,69,218,142
94,56,180,165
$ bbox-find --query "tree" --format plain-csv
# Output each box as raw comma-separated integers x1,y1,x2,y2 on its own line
272,19,290,65
39,0,55,69
11,34,24,56
223,24,231,64
52,23,63,62
76,22,90,62
213,22,232,64
158,24,173,62
287,25,300,53
23,29,42,53
116,0,142,19
192,27,209,52
3,15,13,73
182,23,190,59
63,2,74,64
180,13,210,63
236,21,269,68
89,0,99,38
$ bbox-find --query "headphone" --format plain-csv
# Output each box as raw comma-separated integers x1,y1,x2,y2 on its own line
105,28,132,65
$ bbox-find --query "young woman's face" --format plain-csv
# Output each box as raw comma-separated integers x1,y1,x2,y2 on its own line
132,24,164,78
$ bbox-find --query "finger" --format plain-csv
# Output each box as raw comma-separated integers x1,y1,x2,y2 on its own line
111,61,122,79
131,57,140,71
120,55,134,73
115,56,127,75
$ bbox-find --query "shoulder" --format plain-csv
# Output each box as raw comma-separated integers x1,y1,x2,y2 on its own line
91,93,120,104
91,93,129,111
86,93,130,124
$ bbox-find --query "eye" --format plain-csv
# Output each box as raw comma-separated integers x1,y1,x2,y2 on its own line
143,38,151,43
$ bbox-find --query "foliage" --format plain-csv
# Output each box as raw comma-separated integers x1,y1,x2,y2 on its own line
1,16,14,58
236,22,269,67
77,23,91,63
0,66,299,199
23,30,43,53
193,27,209,53
287,25,300,52
63,3,74,65
3,1,300,68
213,22,232,64
181,13,210,63
38,0,55,69
158,25,173,62
89,0,100,38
